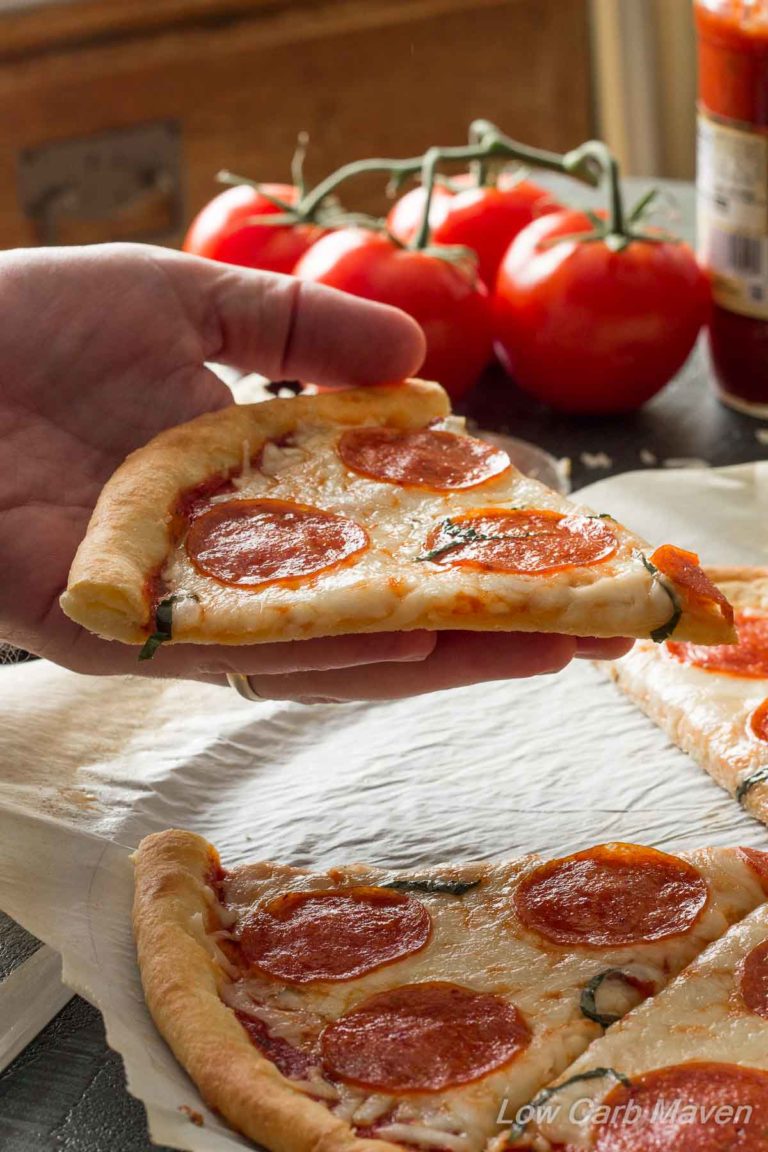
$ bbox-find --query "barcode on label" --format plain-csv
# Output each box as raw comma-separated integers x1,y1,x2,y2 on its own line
710,230,764,276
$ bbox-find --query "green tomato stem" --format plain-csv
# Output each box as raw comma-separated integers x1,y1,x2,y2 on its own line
299,154,427,219
563,140,627,239
291,132,310,200
413,128,599,251
215,170,297,213
218,125,607,253
468,117,492,187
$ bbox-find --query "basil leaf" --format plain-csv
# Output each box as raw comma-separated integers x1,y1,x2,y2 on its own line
638,551,658,577
417,518,492,563
138,593,198,662
737,766,768,805
417,513,533,564
650,599,682,644
637,552,682,643
384,877,481,897
580,969,631,1028
507,1068,631,1142
138,632,167,662
155,597,175,635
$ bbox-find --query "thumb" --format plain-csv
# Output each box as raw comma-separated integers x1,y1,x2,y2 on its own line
161,248,427,388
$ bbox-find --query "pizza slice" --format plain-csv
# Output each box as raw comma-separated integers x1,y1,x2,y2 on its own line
511,897,768,1150
132,831,768,1152
604,567,768,825
61,380,734,653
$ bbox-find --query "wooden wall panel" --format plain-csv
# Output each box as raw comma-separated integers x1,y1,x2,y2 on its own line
0,0,593,249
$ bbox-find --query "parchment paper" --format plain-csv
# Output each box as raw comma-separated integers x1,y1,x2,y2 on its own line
1,462,767,1151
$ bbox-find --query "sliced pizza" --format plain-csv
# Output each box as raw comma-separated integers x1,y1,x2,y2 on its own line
132,831,768,1152
512,896,768,1150
61,380,735,653
604,567,768,825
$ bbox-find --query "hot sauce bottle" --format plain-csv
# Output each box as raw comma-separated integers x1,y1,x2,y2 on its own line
695,0,768,414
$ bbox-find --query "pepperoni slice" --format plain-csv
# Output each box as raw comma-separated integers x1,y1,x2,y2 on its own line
239,886,431,984
739,940,768,1019
651,545,734,630
320,981,530,1093
668,613,768,679
513,843,709,948
421,509,617,574
185,498,368,589
750,698,768,742
337,427,510,491
593,1062,768,1152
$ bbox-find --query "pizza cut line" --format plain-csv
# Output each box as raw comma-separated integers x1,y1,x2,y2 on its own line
513,899,768,1150
603,567,768,826
132,831,768,1152
60,380,736,651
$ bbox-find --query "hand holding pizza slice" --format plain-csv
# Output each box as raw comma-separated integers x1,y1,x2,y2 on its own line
60,376,735,692
1,242,629,696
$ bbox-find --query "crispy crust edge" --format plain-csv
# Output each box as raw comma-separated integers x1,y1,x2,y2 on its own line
131,829,406,1152
61,379,449,641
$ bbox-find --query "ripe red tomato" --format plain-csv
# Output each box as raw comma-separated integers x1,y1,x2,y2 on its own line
387,175,559,288
386,183,457,247
493,209,711,414
183,184,325,274
294,229,493,400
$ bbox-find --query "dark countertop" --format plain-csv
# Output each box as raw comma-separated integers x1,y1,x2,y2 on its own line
2,180,767,1151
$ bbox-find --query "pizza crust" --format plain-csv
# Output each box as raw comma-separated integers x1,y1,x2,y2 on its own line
132,830,404,1152
605,567,768,824
61,380,735,648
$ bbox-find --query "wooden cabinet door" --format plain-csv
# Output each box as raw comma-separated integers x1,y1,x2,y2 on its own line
0,0,593,248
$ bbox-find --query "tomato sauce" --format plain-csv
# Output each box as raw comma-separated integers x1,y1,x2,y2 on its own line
695,1,768,414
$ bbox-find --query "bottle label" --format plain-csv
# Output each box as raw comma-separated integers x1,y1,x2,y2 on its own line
697,110,768,320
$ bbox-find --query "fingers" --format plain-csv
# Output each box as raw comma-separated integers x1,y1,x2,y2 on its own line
185,631,437,677
174,252,426,387
232,632,578,703
55,618,628,692
575,637,635,660
56,625,437,679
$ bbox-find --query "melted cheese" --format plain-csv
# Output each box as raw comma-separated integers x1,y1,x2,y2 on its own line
163,422,674,644
526,904,768,1149
203,849,768,1152
610,640,768,805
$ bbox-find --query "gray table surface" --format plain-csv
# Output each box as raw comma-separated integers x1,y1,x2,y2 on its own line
2,180,768,1151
